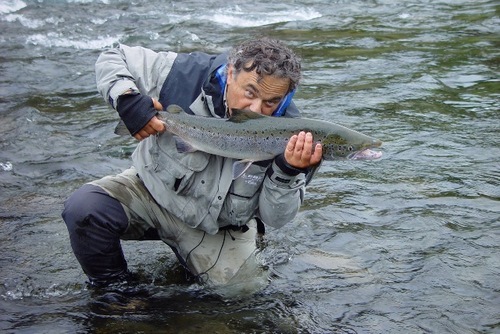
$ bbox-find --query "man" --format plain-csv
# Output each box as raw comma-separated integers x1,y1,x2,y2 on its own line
62,37,322,291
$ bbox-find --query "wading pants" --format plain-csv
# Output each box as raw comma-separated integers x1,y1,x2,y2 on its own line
62,168,266,291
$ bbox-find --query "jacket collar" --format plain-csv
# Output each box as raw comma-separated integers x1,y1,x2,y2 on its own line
202,53,229,118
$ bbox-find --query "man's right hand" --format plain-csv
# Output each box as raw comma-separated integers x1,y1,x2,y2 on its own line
133,99,165,141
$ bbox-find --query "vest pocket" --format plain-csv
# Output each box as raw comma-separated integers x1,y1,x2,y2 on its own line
219,166,266,226
151,134,211,195
222,192,259,226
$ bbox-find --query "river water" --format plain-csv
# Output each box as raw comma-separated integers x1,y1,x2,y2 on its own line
0,0,498,333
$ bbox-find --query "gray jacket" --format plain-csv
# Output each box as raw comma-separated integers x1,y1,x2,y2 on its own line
95,44,307,234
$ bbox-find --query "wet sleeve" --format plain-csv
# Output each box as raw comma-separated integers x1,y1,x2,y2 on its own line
95,44,177,109
116,93,157,136
258,155,307,229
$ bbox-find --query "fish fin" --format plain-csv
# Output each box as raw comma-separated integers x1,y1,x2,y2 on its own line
228,109,266,123
174,136,197,153
167,104,184,114
114,120,131,136
156,111,168,120
232,160,254,179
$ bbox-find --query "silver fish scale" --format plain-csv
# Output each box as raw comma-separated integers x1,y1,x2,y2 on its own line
158,109,381,161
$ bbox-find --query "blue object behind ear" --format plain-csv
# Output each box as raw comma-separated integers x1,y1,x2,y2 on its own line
216,64,295,117
272,89,295,117
215,64,228,93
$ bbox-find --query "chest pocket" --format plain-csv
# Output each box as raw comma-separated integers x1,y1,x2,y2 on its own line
150,134,211,195
219,164,267,226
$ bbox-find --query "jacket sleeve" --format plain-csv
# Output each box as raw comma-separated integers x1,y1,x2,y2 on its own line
95,44,177,108
258,160,307,229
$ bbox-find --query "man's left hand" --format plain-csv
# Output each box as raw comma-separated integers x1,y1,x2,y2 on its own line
284,131,323,169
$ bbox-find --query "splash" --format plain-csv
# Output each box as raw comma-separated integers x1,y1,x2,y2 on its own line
1,161,13,172
0,0,26,14
26,32,121,49
3,14,44,28
202,6,321,27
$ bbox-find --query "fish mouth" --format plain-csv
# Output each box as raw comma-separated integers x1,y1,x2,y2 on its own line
349,148,383,160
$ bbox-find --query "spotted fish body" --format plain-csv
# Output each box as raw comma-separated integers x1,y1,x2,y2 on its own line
115,105,382,178
153,105,382,161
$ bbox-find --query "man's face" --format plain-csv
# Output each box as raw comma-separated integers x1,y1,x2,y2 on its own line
226,64,291,116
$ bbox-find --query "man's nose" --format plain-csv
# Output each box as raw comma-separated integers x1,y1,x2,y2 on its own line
248,99,263,114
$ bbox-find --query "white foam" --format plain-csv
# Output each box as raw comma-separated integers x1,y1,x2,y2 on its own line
26,32,121,49
186,31,200,41
91,18,107,25
2,12,66,29
1,161,13,171
3,13,44,28
201,6,321,27
66,0,110,3
2,282,84,300
0,0,26,14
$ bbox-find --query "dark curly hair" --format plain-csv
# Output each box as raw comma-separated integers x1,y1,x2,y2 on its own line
227,37,301,93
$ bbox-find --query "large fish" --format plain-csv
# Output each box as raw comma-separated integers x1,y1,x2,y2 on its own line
115,105,382,178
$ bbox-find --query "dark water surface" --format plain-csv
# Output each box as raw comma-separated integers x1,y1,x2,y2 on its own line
1,0,499,333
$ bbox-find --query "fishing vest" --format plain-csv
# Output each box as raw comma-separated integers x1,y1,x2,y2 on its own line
133,50,301,234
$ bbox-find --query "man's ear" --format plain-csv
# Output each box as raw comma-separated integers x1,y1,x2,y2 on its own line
227,65,234,84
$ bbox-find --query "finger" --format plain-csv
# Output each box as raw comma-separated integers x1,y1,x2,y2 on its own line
150,116,166,133
294,131,306,152
152,98,163,111
136,129,150,140
286,134,298,153
301,132,314,158
311,143,323,164
141,120,159,134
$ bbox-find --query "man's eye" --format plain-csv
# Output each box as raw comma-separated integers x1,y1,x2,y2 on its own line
245,90,255,98
265,101,277,107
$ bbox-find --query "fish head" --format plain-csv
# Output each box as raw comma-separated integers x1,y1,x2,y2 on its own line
320,134,382,160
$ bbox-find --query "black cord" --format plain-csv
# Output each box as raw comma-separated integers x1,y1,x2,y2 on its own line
185,231,205,260
227,229,236,241
184,230,229,284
